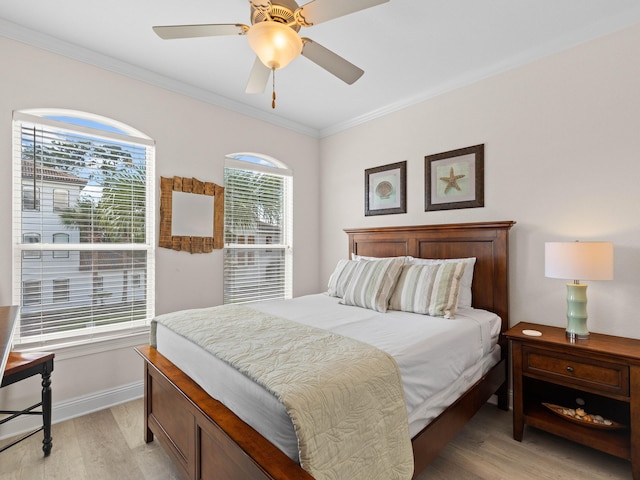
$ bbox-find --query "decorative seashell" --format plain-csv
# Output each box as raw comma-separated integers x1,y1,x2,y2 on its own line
375,181,394,199
543,403,624,430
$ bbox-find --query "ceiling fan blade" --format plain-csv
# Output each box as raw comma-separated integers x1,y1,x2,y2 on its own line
296,0,388,26
152,24,249,40
246,57,272,94
301,39,364,85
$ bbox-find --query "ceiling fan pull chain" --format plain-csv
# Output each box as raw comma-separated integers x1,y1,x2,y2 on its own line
272,67,276,109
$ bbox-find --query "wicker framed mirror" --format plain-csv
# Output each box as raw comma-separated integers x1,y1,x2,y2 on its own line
159,176,224,253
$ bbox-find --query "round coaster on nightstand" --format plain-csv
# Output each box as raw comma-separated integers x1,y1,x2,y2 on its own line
522,329,542,336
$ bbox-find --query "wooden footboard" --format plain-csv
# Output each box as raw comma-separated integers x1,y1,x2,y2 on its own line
136,345,506,480
136,345,313,480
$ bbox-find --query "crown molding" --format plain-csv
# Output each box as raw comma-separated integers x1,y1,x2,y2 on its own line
3,9,640,141
319,8,640,138
0,19,320,138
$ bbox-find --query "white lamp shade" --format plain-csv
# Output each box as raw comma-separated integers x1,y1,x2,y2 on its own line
247,21,303,70
545,241,614,281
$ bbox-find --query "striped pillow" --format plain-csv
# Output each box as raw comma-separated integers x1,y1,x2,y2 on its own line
389,262,467,318
408,257,476,308
327,259,359,298
340,257,405,312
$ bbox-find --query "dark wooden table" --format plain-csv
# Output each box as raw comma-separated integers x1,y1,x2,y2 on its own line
0,306,55,456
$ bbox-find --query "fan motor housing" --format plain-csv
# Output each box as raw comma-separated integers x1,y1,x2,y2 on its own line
251,2,301,31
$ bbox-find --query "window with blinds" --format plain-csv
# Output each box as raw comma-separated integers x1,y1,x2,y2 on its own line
12,110,155,347
223,155,293,304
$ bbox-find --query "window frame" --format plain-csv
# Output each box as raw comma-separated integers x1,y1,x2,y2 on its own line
12,109,156,348
22,233,41,259
223,154,293,305
53,188,69,212
52,279,70,303
22,280,42,306
22,185,40,211
52,233,70,258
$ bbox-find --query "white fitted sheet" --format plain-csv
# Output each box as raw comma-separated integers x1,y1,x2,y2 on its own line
155,294,501,462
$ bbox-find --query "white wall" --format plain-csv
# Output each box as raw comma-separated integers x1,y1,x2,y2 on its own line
0,35,321,431
319,23,640,340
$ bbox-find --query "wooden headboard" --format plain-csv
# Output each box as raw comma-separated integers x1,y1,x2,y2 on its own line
344,221,516,334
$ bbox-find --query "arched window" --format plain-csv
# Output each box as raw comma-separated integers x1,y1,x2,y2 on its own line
53,188,70,211
223,153,292,303
52,232,70,258
12,109,155,346
22,233,41,259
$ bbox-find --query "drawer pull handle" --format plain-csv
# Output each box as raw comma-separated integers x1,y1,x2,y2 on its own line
566,366,574,373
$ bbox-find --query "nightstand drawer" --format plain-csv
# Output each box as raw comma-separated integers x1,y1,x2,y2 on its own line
522,346,629,396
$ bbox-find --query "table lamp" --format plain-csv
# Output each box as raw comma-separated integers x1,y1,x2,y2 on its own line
545,241,614,340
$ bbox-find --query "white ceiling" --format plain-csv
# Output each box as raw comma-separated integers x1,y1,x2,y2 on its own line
2,0,640,137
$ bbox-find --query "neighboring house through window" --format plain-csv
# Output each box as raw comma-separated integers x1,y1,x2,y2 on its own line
223,153,293,304
12,109,155,346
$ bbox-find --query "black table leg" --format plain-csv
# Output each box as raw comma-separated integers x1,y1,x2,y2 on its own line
1,352,55,456
41,361,53,456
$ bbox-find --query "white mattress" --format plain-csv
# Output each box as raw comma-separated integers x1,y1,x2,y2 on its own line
155,293,501,462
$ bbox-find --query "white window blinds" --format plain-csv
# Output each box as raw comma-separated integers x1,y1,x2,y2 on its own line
12,111,155,347
223,156,292,304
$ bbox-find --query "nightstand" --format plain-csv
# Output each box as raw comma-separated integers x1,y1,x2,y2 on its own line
505,322,640,480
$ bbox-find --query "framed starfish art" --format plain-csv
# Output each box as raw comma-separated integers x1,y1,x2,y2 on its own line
424,144,484,211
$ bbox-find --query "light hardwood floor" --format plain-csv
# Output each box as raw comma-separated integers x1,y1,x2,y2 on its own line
0,399,632,479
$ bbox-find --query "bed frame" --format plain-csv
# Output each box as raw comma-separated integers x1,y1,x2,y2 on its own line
136,220,515,479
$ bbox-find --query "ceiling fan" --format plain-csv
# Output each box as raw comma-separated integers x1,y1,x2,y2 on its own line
152,0,389,106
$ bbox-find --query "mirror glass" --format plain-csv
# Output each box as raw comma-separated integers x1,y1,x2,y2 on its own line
171,190,214,237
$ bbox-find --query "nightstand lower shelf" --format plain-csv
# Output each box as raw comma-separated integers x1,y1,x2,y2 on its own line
524,402,630,460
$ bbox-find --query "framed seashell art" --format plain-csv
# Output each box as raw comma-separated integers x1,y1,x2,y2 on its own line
364,161,407,216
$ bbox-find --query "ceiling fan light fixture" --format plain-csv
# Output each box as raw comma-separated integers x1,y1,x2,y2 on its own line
247,21,302,70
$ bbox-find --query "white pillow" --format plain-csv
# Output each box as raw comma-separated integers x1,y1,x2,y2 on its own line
389,262,467,318
327,259,359,298
340,257,405,312
407,257,476,308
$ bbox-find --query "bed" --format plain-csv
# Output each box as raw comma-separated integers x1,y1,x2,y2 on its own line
136,220,515,479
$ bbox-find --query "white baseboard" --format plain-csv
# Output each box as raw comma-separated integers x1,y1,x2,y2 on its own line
0,381,143,441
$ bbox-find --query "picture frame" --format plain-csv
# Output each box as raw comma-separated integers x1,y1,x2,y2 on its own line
365,161,407,216
425,144,484,211
159,176,224,253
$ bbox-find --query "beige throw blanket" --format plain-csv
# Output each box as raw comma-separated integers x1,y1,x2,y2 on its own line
151,304,413,480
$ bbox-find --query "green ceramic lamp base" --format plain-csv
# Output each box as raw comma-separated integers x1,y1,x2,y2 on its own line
566,283,589,340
